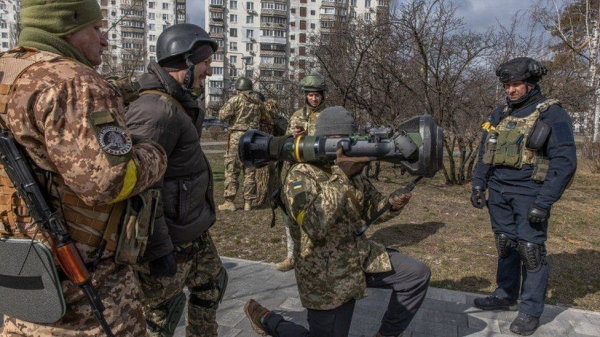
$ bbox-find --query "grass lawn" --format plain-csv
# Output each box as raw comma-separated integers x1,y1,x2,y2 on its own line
203,131,600,312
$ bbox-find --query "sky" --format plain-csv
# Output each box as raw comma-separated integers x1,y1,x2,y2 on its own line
187,0,548,32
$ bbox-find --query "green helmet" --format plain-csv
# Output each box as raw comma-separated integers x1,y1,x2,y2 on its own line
235,77,253,91
300,73,328,93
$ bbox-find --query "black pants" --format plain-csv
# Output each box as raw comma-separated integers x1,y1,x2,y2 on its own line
263,249,431,336
487,191,550,317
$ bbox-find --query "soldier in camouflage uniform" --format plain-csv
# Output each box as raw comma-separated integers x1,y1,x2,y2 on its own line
218,77,266,211
125,24,227,336
275,73,328,272
0,0,168,335
244,107,431,337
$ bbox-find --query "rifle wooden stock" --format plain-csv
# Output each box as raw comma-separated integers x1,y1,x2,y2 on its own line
54,242,90,285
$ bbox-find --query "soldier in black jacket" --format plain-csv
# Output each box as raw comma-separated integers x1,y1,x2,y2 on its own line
471,57,577,336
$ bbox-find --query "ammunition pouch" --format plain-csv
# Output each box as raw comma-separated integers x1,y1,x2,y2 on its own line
115,189,160,265
482,131,498,165
517,240,546,273
531,157,550,183
189,268,228,309
0,238,66,323
526,119,550,150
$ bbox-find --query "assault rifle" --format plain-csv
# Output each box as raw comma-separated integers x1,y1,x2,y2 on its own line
0,129,114,337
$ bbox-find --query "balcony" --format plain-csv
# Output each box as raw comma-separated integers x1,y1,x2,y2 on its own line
260,22,286,30
260,9,287,17
209,32,225,39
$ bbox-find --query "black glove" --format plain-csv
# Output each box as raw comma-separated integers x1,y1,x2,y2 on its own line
470,187,486,209
528,203,549,223
149,252,177,278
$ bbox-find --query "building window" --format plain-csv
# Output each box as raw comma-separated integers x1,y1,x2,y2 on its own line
246,2,254,10
230,0,237,8
364,12,371,20
211,67,223,75
163,14,169,21
310,10,315,15
299,33,306,43
150,56,156,62
247,29,254,38
230,14,237,22
300,20,306,29
149,34,156,41
149,45,156,52
300,7,306,16
230,55,237,65
148,1,155,8
365,0,371,6
162,2,169,9
310,23,315,29
230,42,238,51
247,16,254,24
291,8,295,14
230,28,238,37
149,24,155,31
351,0,356,5
246,43,253,51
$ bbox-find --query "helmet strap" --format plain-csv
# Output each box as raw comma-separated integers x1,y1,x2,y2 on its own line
182,53,195,91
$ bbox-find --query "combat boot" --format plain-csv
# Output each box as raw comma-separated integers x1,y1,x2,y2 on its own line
274,257,295,272
244,299,269,335
244,201,252,211
509,312,540,336
218,200,236,211
474,295,517,311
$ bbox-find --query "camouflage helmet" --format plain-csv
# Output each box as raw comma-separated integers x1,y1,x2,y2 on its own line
300,72,328,93
235,77,253,91
496,57,547,83
156,23,218,66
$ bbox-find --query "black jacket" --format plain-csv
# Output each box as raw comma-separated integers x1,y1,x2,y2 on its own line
473,87,577,209
126,62,216,260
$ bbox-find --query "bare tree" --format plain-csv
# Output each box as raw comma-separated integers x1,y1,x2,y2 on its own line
312,0,503,185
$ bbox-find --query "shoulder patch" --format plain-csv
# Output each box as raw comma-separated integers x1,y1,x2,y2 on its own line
97,126,132,156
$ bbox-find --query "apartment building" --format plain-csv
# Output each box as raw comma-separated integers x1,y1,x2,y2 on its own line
0,0,19,52
204,0,389,110
99,0,187,76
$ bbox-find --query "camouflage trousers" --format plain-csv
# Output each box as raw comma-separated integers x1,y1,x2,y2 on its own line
2,260,147,336
136,232,225,337
223,131,256,202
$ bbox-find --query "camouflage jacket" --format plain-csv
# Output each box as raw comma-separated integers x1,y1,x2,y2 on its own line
2,49,167,261
218,91,265,131
282,164,400,310
286,103,327,135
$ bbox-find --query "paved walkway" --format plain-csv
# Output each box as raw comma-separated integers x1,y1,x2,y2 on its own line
174,257,600,337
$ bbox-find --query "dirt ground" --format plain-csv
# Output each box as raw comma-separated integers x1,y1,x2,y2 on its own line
202,130,600,312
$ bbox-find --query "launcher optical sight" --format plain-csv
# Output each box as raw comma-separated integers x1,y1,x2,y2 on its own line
238,115,444,178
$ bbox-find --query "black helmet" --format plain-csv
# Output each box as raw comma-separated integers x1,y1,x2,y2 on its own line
157,23,218,66
235,77,253,91
496,57,547,83
300,72,328,92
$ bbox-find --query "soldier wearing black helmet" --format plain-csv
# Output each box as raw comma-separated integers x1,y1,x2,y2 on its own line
471,57,577,336
218,77,268,211
125,23,227,335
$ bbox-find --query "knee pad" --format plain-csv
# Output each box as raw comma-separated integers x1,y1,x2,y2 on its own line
494,233,515,258
147,291,186,336
189,267,228,309
516,240,546,272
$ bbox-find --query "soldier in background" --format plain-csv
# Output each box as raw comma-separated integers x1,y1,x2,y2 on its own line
274,73,328,272
244,106,430,336
218,77,266,211
126,23,227,335
0,0,167,335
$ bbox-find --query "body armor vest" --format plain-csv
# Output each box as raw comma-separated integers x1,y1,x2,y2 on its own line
483,99,559,169
0,48,122,252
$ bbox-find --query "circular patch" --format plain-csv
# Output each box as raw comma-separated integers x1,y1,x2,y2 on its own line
98,126,133,156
